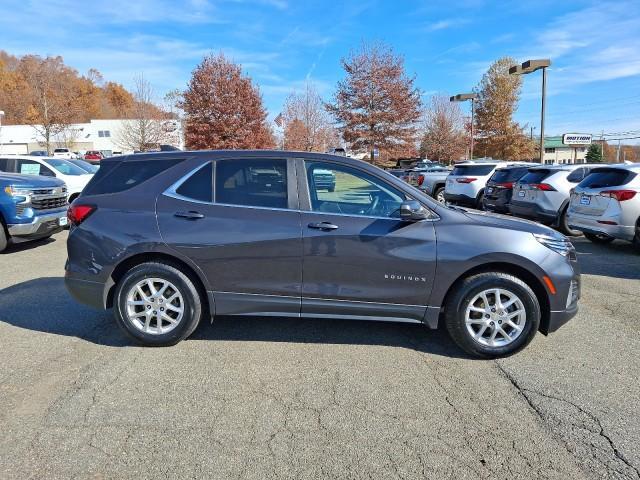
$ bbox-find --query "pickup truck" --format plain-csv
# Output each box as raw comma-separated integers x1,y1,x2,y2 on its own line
0,173,68,252
410,168,451,203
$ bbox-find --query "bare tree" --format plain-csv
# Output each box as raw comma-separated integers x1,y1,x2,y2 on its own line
419,95,468,164
117,74,169,152
326,42,422,164
282,82,337,152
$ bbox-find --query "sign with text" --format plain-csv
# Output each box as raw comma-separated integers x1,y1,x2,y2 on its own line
563,134,592,145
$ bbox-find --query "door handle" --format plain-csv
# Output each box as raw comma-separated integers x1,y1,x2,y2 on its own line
174,211,205,220
308,222,339,231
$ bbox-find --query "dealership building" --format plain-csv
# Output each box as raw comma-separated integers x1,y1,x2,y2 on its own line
0,118,183,156
542,135,592,164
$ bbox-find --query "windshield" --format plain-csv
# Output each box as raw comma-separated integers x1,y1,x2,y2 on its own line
70,159,99,173
44,158,89,176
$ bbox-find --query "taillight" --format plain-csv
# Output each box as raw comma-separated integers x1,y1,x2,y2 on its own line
495,182,514,189
600,190,637,202
418,174,425,186
456,177,477,184
531,183,556,191
67,204,96,226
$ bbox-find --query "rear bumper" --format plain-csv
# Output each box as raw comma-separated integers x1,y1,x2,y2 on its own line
64,272,107,309
568,213,636,241
7,210,66,239
444,192,477,207
508,201,558,224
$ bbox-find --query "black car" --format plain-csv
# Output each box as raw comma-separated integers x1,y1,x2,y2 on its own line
483,165,532,213
65,151,580,358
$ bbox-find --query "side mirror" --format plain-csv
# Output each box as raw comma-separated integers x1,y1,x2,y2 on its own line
400,200,429,221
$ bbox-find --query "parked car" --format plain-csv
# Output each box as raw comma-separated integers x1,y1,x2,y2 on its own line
84,150,104,162
0,172,68,252
0,155,93,203
444,161,527,209
28,150,48,156
53,148,74,159
414,167,452,203
567,164,640,248
65,151,580,358
69,159,99,174
483,165,532,214
312,169,336,192
509,164,596,236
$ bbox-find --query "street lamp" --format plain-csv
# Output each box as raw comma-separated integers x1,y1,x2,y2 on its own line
450,93,478,160
510,59,551,163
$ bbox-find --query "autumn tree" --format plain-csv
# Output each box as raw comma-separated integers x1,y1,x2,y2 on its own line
326,42,422,164
473,57,535,160
282,82,337,151
181,53,274,150
116,74,170,152
419,95,468,164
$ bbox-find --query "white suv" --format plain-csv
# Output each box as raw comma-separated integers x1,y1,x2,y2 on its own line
53,148,75,159
567,164,640,248
444,161,531,209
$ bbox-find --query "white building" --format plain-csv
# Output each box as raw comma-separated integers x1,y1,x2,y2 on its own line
542,136,588,165
0,118,183,156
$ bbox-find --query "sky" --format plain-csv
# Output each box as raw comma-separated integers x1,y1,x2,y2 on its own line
1,0,639,142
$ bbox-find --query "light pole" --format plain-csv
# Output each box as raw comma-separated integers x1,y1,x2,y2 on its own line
509,59,551,163
450,93,478,160
0,110,4,155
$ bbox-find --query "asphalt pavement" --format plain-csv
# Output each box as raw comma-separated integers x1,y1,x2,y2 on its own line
0,231,638,479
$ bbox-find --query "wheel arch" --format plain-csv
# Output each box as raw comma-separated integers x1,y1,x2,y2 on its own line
106,252,211,316
431,181,445,196
439,261,551,334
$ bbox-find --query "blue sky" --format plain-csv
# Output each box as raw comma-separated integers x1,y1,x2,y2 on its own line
1,0,639,142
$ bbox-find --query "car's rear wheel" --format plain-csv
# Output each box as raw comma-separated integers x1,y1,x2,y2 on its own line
476,190,485,210
444,272,540,358
633,218,640,251
558,206,582,236
434,186,446,204
0,221,8,253
584,232,614,244
113,262,203,346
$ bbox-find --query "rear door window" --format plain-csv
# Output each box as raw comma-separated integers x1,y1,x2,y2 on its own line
450,164,495,176
566,168,588,183
16,159,55,176
579,169,636,189
215,159,288,209
519,169,552,184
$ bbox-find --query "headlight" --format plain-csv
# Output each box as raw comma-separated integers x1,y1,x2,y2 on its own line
4,186,32,197
533,233,574,256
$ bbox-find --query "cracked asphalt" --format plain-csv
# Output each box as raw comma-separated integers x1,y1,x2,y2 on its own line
0,231,638,479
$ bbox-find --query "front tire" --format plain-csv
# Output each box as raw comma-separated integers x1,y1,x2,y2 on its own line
434,186,446,204
0,222,7,252
113,262,203,346
444,272,540,358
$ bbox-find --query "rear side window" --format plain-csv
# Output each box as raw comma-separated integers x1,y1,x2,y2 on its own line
491,167,528,183
566,167,589,183
519,169,552,184
215,159,288,209
83,158,185,195
176,163,213,202
16,159,55,177
578,169,636,189
451,164,495,176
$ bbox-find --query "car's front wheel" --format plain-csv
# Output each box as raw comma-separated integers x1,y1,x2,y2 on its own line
444,272,540,358
113,262,204,346
434,186,445,204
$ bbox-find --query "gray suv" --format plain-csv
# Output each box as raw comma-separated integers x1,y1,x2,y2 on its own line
65,151,580,358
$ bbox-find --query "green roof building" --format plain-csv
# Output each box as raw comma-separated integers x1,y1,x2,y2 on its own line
542,136,589,165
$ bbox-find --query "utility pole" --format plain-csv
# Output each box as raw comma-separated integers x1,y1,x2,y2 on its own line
601,131,605,163
616,140,621,163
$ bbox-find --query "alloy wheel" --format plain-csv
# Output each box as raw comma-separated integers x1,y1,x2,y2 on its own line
465,288,526,347
125,278,184,335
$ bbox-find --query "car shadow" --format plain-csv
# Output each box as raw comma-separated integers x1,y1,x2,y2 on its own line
1,235,58,254
0,277,471,359
572,237,640,280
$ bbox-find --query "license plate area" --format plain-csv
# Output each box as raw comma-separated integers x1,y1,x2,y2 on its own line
580,195,591,206
59,216,68,226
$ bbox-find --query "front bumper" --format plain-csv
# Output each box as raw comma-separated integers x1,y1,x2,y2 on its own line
7,210,67,239
545,302,579,334
508,200,558,224
568,213,636,242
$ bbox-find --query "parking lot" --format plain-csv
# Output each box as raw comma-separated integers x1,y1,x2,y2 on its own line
0,231,638,479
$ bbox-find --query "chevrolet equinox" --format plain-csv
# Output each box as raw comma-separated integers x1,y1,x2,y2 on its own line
65,151,580,358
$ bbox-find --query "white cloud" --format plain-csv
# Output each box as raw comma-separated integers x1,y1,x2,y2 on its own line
424,18,470,32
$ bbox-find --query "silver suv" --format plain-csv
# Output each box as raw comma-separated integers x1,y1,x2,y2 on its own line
567,164,640,248
509,164,598,235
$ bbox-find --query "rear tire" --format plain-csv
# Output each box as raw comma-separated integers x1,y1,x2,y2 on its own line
558,206,582,236
113,262,203,346
633,218,640,251
434,186,446,204
584,232,614,244
444,272,540,358
0,221,8,253
476,190,485,210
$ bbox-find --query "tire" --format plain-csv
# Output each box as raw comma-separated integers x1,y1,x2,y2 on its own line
0,221,7,253
558,206,582,236
434,186,446,204
584,232,614,244
476,190,485,210
444,272,541,358
113,262,204,346
633,218,640,251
